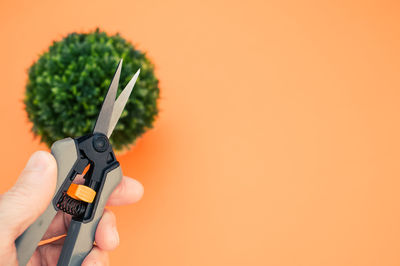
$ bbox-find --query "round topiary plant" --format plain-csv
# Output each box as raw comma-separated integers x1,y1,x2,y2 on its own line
24,29,159,151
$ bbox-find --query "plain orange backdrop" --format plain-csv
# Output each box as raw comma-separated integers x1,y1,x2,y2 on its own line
1,0,400,265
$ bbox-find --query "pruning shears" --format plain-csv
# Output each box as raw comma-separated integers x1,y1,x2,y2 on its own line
15,60,140,266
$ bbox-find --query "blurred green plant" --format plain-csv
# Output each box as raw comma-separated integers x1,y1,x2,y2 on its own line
24,29,159,151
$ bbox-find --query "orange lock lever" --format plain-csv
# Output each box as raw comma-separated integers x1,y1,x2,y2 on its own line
67,184,96,203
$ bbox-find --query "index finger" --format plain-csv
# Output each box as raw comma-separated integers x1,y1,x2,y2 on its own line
106,176,144,206
66,174,144,206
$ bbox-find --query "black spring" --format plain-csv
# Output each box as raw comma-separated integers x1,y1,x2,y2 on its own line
56,192,86,217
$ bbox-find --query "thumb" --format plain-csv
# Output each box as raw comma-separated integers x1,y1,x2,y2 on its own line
0,151,57,241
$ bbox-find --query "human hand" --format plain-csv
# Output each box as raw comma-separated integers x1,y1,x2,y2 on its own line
0,151,144,265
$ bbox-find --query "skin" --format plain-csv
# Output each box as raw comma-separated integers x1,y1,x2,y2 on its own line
0,151,144,265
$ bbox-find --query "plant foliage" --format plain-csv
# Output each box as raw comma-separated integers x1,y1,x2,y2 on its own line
24,29,159,151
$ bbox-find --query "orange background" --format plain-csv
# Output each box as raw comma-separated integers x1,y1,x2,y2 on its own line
1,0,400,265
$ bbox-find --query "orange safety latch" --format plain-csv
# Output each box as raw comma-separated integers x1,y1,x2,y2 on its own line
67,184,96,203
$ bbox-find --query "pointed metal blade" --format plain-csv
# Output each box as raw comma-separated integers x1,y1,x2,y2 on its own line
106,68,140,137
93,59,123,135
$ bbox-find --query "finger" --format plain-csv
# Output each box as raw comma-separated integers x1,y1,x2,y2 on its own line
107,176,144,206
63,175,143,206
42,176,143,240
35,238,110,265
42,211,70,240
44,210,119,251
82,246,109,266
95,209,119,251
0,151,57,240
31,238,64,266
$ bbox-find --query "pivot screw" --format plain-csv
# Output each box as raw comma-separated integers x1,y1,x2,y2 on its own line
93,134,109,152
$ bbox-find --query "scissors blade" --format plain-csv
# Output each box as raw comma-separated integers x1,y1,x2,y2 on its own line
93,59,123,135
106,68,140,138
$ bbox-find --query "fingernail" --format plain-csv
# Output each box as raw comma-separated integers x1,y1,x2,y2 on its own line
113,226,120,246
127,178,144,201
25,151,50,171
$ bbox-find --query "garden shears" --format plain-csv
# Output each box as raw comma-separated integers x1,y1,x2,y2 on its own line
15,60,140,266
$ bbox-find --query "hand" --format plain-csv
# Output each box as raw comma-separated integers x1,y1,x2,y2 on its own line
0,151,144,265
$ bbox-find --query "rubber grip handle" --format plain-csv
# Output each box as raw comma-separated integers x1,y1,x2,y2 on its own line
57,166,122,266
15,138,78,266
